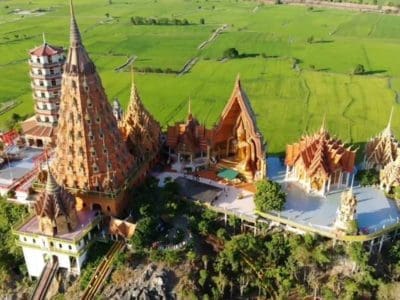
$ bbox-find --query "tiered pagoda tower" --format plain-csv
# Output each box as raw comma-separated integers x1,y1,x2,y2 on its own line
51,1,135,216
22,36,65,147
120,71,161,163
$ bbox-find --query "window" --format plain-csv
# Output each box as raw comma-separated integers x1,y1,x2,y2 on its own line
23,237,27,242
45,117,49,123
32,238,36,244
36,58,40,63
51,79,56,87
39,81,44,86
50,241,54,247
41,92,45,98
48,56,52,63
59,244,62,248
107,206,111,212
50,68,54,75
68,245,72,250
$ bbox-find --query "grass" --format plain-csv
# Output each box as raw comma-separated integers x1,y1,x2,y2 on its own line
1,0,400,154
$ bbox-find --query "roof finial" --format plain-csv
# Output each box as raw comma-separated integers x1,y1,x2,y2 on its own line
382,106,394,137
320,113,327,133
131,63,135,86
69,0,82,45
42,32,46,44
188,97,192,117
235,73,241,87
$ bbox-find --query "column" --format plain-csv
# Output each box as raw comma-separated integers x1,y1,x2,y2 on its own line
327,176,331,193
345,173,350,187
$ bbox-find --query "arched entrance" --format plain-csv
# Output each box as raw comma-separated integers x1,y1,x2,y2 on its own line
92,203,102,212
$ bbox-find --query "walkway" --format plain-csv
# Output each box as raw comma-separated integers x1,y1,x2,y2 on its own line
31,259,58,300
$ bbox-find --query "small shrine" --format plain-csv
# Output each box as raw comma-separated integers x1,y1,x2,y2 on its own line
364,108,399,171
334,189,357,232
380,156,400,193
285,121,356,195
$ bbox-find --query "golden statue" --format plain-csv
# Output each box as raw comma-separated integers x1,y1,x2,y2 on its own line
235,119,252,171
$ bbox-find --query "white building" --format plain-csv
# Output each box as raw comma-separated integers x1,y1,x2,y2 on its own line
14,172,101,277
22,38,65,147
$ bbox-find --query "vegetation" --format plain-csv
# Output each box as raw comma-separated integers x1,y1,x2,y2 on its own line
130,16,190,26
0,200,29,293
357,169,380,186
222,47,239,59
254,180,286,212
2,1,400,154
353,63,366,75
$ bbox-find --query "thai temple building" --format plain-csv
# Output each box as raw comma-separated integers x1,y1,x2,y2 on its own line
285,122,356,195
50,1,157,216
364,109,399,171
166,100,212,168
167,77,266,181
22,36,65,147
14,171,101,277
119,71,161,164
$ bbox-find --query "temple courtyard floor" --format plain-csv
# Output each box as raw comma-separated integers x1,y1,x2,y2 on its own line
155,157,400,236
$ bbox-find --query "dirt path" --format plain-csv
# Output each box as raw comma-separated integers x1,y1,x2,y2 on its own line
260,0,400,15
197,24,228,50
114,55,137,72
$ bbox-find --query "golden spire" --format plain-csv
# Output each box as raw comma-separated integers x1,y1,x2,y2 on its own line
235,73,241,88
42,32,46,44
320,113,327,133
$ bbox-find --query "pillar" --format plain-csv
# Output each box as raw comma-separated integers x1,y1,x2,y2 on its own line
345,173,350,187
327,176,331,193
378,235,385,253
369,239,374,254
285,165,289,180
338,172,343,187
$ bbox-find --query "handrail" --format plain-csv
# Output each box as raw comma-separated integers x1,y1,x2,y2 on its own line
81,241,124,300
255,210,400,242
30,259,58,300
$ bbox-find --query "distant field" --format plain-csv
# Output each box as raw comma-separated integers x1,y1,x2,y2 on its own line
1,0,400,154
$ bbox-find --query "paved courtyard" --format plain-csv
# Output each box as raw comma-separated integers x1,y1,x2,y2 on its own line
155,157,400,235
268,157,400,234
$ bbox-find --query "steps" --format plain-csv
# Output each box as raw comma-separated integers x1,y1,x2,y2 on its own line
217,158,254,182
31,259,58,300
81,241,124,300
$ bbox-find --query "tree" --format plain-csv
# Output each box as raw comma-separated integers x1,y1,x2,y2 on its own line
223,47,239,59
307,35,314,44
353,64,365,75
254,180,286,212
129,217,157,250
200,18,205,25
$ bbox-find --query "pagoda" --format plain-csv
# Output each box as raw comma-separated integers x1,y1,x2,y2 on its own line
285,121,356,195
212,76,266,181
35,171,78,236
51,1,135,216
364,108,399,171
22,35,65,147
334,189,358,233
120,70,161,165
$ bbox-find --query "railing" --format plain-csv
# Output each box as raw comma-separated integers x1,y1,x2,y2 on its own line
28,60,64,68
30,259,58,300
30,83,60,91
29,72,62,80
81,241,124,300
255,210,400,242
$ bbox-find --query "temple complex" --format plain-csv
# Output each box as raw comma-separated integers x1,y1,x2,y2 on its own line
167,77,266,181
285,122,356,195
120,71,161,165
364,109,399,171
15,170,101,277
50,2,135,216
334,189,358,232
22,37,65,147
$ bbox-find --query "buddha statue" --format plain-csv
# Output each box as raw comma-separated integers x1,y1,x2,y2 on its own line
235,120,252,171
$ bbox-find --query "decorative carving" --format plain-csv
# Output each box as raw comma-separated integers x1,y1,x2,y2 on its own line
335,189,357,232
380,156,400,193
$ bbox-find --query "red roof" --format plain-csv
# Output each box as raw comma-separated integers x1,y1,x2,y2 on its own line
30,43,64,56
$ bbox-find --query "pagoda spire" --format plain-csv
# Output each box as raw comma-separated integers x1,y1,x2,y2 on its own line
382,106,394,137
42,32,46,44
69,0,81,46
235,73,241,88
320,113,327,133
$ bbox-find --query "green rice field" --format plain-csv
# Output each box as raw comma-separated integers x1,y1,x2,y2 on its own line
1,0,400,154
